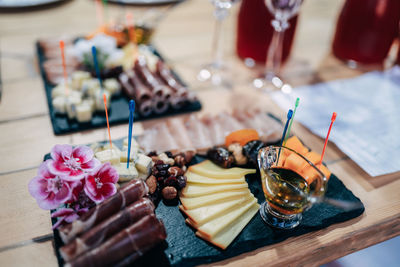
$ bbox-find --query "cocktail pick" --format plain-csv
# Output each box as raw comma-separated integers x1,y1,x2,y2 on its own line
283,97,299,146
91,46,103,88
59,40,69,96
95,0,104,27
318,112,337,166
127,100,136,169
277,109,293,162
103,93,112,150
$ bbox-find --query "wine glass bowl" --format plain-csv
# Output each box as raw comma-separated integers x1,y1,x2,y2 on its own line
253,0,303,92
257,145,328,229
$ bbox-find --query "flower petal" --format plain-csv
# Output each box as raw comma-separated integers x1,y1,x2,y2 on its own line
98,163,119,184
47,158,70,176
37,160,55,179
28,176,50,201
51,144,72,163
64,213,80,223
84,186,102,203
100,183,117,199
84,175,98,196
54,183,72,203
52,217,66,230
51,208,74,218
81,158,101,172
37,194,61,210
72,146,94,164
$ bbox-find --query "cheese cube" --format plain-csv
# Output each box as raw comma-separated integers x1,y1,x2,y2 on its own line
71,71,91,90
114,163,139,182
135,154,153,175
95,90,111,111
82,79,100,97
52,96,67,114
76,101,92,123
66,95,82,120
104,78,121,96
120,148,139,163
95,148,120,165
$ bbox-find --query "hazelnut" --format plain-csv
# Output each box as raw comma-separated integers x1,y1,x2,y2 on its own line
174,154,186,167
146,175,157,194
158,153,175,165
162,186,177,200
168,166,184,177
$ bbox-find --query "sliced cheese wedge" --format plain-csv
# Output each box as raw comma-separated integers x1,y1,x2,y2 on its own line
196,202,259,249
180,183,248,198
180,189,250,210
188,160,256,179
197,198,257,239
186,171,245,184
180,194,253,226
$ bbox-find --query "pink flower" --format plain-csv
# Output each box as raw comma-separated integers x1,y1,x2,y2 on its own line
28,160,80,210
48,145,100,181
51,205,89,229
84,163,118,203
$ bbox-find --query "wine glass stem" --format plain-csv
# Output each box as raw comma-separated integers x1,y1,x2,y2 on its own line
212,7,228,69
264,19,288,80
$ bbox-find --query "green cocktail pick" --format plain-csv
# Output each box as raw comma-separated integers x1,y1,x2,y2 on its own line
283,97,300,146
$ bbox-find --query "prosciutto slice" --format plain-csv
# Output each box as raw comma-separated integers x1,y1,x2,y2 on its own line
58,179,148,243
60,198,155,262
185,115,213,154
201,114,225,147
65,214,167,267
166,118,195,152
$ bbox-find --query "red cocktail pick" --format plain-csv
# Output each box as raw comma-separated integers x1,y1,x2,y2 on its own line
319,112,337,166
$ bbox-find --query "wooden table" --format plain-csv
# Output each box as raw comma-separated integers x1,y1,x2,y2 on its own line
0,0,399,266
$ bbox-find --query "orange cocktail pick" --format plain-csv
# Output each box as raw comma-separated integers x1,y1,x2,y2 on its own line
95,0,104,27
103,93,112,149
59,40,69,96
125,12,137,44
318,112,337,166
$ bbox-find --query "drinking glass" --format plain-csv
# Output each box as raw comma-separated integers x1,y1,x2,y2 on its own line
257,146,328,229
197,0,240,88
253,0,303,92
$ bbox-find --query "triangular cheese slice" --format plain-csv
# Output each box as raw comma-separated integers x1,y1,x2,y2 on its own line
186,171,245,184
188,160,256,179
180,183,248,198
180,189,250,210
197,198,257,239
196,203,259,249
180,194,253,226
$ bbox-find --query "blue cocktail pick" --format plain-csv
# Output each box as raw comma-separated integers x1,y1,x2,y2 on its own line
127,100,135,169
91,46,103,88
277,109,293,163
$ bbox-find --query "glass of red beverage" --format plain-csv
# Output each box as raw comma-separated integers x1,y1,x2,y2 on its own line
332,0,400,67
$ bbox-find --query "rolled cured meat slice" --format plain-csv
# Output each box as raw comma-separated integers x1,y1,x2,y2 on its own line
167,118,195,152
134,56,172,100
58,179,148,243
60,198,155,262
65,214,167,267
201,114,225,147
119,71,153,117
185,114,213,154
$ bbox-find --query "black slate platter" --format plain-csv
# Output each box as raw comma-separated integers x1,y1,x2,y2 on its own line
47,138,365,267
36,42,202,135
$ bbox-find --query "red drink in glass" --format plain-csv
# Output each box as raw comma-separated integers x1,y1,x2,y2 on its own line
236,0,298,64
332,0,400,65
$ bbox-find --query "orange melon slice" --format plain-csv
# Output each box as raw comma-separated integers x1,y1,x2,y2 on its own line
284,136,309,156
284,153,308,171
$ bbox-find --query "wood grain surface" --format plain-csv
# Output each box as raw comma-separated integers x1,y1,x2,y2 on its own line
0,0,399,266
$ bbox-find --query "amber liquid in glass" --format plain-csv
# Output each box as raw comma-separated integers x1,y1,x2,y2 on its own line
260,167,310,214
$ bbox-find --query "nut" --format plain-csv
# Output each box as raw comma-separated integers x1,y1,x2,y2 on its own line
151,156,159,162
228,143,247,165
168,166,184,177
162,186,177,200
158,153,175,165
146,175,157,194
183,151,195,163
174,154,186,167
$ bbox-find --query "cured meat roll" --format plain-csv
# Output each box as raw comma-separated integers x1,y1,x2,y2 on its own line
58,179,148,243
134,56,172,100
66,214,167,267
60,198,155,262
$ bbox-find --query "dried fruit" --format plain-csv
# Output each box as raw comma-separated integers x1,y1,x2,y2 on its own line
158,153,175,165
164,176,178,187
243,140,265,166
162,186,177,200
176,175,187,189
207,147,234,168
174,154,186,167
147,151,157,157
228,143,247,165
165,151,173,158
168,166,184,177
225,129,259,147
146,175,157,194
156,164,170,171
155,160,164,166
